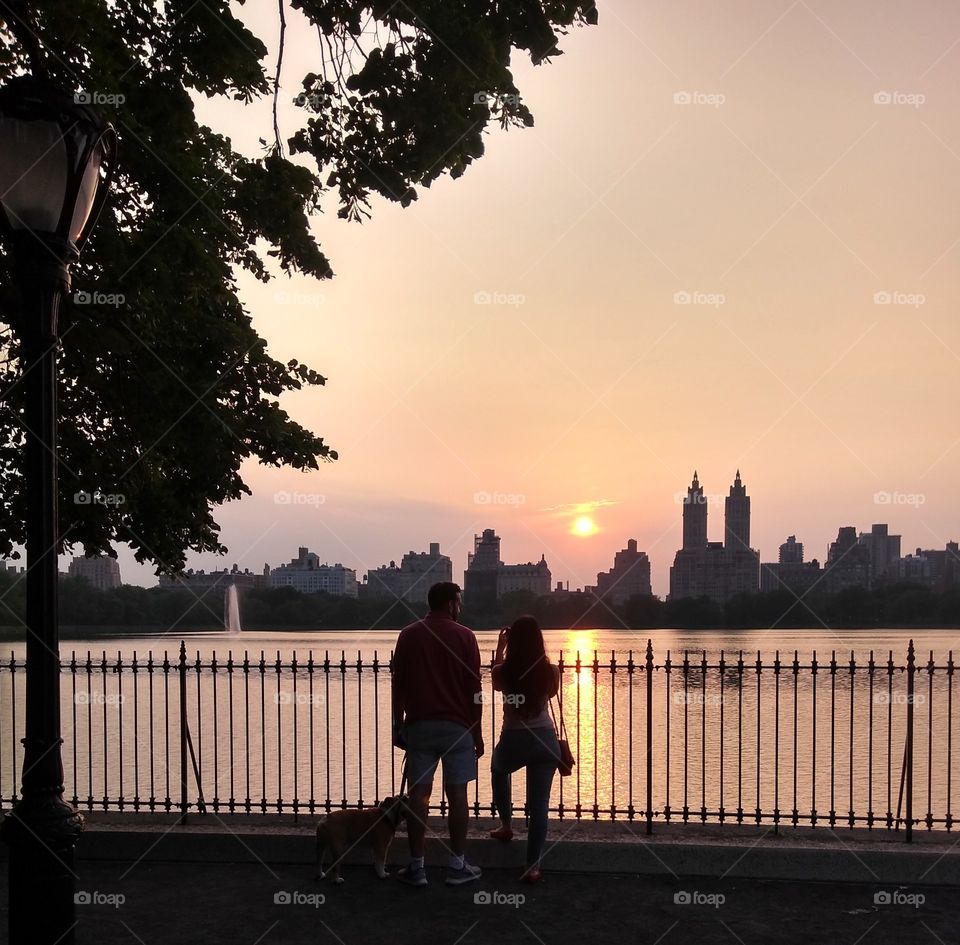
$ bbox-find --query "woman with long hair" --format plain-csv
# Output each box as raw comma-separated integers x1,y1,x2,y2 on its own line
489,614,561,884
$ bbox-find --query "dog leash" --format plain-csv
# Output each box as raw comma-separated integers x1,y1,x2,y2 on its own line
398,754,408,797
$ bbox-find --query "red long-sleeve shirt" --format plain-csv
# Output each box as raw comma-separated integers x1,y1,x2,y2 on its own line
392,612,481,732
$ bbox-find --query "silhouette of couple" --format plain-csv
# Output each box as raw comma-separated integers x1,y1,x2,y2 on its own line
391,582,561,887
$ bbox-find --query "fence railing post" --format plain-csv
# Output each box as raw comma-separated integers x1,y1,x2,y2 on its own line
179,641,188,825
906,639,914,844
646,639,654,835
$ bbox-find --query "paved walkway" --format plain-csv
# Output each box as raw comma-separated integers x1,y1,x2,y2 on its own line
0,858,952,945
61,814,960,886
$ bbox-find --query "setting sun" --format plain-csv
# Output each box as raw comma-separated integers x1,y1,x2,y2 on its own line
571,515,598,537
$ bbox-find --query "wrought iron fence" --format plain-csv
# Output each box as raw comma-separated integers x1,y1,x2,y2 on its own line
0,640,951,841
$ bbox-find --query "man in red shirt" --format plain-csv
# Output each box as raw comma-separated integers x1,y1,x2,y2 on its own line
392,582,483,886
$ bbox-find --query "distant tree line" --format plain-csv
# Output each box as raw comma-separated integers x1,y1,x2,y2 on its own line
491,584,960,631
1,570,958,637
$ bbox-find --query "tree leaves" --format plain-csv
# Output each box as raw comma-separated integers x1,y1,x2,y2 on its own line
0,0,596,573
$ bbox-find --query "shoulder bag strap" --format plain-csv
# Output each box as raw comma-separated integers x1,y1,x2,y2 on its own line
548,694,568,741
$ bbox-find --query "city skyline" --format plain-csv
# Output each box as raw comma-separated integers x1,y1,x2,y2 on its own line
36,468,957,600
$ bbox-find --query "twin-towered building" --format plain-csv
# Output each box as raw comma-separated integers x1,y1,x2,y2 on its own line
669,470,760,602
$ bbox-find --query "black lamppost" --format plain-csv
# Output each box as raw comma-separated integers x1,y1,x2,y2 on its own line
0,75,116,945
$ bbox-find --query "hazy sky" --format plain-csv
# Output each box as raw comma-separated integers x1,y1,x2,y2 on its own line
93,0,960,596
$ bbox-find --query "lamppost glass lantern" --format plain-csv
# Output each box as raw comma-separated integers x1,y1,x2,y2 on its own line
0,75,117,256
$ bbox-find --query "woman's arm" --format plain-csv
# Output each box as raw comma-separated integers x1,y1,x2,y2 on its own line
492,628,509,692
491,662,504,692
493,627,508,665
547,663,561,699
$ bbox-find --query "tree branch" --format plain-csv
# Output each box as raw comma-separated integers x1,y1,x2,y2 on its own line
272,0,287,155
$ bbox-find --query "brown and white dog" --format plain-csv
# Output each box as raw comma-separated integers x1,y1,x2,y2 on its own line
314,795,410,884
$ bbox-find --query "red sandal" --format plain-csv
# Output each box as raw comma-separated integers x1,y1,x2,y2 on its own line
520,865,542,885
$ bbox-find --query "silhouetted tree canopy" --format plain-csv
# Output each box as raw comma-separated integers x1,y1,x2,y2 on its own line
0,0,598,572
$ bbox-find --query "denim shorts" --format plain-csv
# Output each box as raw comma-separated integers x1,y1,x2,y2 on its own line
491,725,561,773
403,719,477,787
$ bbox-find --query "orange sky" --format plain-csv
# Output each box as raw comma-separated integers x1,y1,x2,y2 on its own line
90,0,960,596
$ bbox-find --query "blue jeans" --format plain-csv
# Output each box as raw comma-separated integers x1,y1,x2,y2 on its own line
491,726,560,867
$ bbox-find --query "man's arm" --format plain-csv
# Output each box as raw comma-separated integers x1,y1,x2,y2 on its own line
469,638,483,758
391,634,406,748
